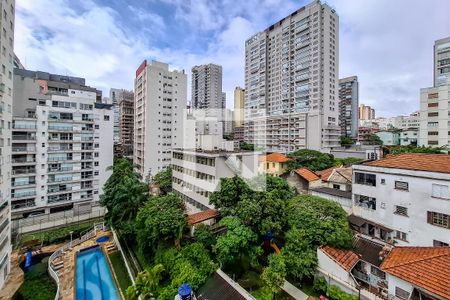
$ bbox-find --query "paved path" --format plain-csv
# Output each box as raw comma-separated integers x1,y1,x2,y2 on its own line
281,280,309,300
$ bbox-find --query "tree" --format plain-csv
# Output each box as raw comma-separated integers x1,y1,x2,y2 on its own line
334,157,364,167
287,195,353,249
214,217,262,268
153,168,172,195
261,254,286,295
282,228,318,281
135,194,186,252
388,145,445,154
366,134,383,145
286,149,335,171
126,264,165,300
194,224,216,250
240,142,255,151
100,158,148,231
209,176,252,216
340,136,354,147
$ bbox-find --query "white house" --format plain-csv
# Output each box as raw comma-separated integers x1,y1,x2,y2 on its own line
350,153,450,247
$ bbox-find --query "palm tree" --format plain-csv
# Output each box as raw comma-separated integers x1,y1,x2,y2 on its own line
126,264,164,300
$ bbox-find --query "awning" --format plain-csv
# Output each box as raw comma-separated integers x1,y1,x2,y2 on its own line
348,215,393,233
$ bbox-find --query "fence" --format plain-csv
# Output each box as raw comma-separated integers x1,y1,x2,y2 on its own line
48,222,105,300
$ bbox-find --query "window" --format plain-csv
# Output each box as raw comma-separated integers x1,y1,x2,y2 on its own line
428,112,439,117
394,230,408,242
370,266,385,279
395,287,410,300
395,181,409,191
355,194,376,210
394,205,408,217
380,179,385,184
355,172,376,186
333,184,340,189
427,211,450,228
432,184,450,199
433,240,449,247
104,115,110,121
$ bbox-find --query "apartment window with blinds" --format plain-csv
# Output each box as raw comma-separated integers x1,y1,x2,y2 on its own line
394,206,408,217
432,184,450,199
355,172,376,186
395,287,410,300
394,230,408,242
394,181,409,191
427,211,450,228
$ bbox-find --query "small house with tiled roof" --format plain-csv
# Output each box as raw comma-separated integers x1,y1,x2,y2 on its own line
258,152,290,176
283,167,322,193
351,153,450,247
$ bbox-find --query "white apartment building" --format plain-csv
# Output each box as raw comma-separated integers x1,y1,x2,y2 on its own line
360,113,420,130
350,154,450,247
11,69,113,228
419,82,450,148
109,88,129,144
338,76,359,139
191,64,223,110
134,60,186,179
0,0,15,289
399,127,418,146
172,140,259,212
434,36,450,87
244,0,340,153
233,86,245,128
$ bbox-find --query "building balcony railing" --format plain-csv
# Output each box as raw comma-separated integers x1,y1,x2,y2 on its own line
48,186,73,194
48,167,73,173
48,147,73,152
48,177,73,183
48,126,74,131
12,158,36,164
12,147,36,153
12,169,36,175
12,191,36,199
12,136,36,141
12,181,36,187
12,124,36,129
48,157,73,162
11,200,36,211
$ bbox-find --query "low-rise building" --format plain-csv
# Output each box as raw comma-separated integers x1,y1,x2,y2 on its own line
283,168,321,194
351,154,450,247
399,127,418,146
258,153,290,176
375,131,400,146
358,127,380,144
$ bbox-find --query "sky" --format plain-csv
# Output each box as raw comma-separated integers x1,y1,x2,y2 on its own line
15,0,450,117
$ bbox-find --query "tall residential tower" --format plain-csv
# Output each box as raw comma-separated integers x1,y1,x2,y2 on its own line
134,60,186,180
339,76,359,138
244,0,340,153
434,37,450,87
191,64,223,110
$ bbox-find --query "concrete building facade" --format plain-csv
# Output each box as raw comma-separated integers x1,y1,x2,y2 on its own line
0,0,15,288
11,69,113,230
360,112,420,130
191,64,223,110
233,86,245,128
244,0,340,153
434,36,450,87
338,76,358,138
358,104,375,120
112,89,134,158
134,60,186,179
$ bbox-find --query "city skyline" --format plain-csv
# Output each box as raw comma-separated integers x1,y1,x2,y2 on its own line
14,0,450,117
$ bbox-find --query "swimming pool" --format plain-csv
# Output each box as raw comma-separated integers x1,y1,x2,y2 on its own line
75,246,119,300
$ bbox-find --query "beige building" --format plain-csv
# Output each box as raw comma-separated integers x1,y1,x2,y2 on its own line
233,86,244,128
244,0,340,153
134,60,187,179
0,0,15,289
358,104,375,120
258,152,290,176
117,90,134,158
434,36,450,87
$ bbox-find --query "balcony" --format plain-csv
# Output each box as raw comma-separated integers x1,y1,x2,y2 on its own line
48,156,73,162
12,168,36,176
12,158,36,164
12,190,36,199
48,125,74,131
48,166,73,173
48,177,73,183
48,146,73,152
12,147,36,153
11,199,36,211
12,135,36,142
12,180,36,187
48,186,73,194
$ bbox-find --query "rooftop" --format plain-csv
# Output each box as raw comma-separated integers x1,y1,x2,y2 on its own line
311,187,352,199
363,153,450,174
381,247,450,300
294,168,320,182
320,245,359,272
352,236,389,267
316,166,339,181
259,152,290,163
187,209,219,225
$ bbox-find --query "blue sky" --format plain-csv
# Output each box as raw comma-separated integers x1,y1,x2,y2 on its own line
15,0,450,117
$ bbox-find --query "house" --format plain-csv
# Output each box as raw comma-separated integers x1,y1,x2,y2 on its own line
351,154,450,247
187,209,219,236
317,238,450,300
283,168,321,193
400,128,418,146
258,152,290,176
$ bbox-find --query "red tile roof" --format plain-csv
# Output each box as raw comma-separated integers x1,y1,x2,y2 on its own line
320,245,360,272
381,247,450,300
316,166,340,181
259,153,290,163
364,154,450,174
295,168,320,182
187,209,219,225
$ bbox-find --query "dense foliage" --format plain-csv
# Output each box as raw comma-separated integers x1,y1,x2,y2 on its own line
334,157,364,167
135,194,186,252
340,136,354,146
388,145,445,154
101,158,148,231
153,168,172,195
261,254,286,295
366,134,383,145
286,149,335,171
313,276,358,300
240,142,255,151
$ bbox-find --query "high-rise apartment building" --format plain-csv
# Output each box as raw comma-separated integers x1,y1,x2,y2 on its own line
244,0,340,153
359,104,375,120
233,87,245,128
434,36,450,87
11,69,113,229
117,90,134,158
109,88,124,144
339,76,359,138
0,0,15,289
134,60,186,180
191,64,223,110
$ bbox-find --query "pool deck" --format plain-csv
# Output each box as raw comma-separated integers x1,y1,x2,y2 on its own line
57,230,114,300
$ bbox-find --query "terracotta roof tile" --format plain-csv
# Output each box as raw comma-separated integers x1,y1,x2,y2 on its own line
320,245,360,272
259,153,290,163
364,154,450,174
188,209,219,225
316,166,340,181
295,168,320,182
381,247,450,299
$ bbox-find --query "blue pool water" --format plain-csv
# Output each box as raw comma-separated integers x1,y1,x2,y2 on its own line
96,236,110,243
75,247,119,300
